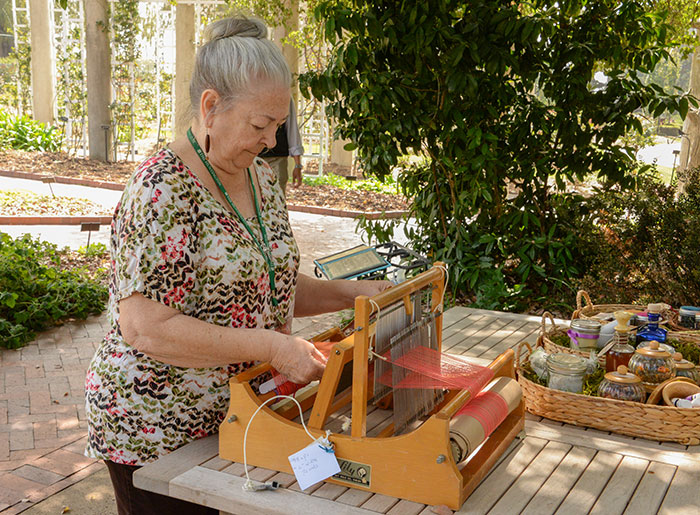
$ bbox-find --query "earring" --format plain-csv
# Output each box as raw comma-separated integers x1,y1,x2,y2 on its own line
204,130,211,157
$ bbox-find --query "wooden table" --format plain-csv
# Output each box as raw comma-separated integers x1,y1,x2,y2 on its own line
134,307,700,514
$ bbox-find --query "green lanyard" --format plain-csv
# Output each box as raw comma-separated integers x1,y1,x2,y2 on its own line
187,128,279,308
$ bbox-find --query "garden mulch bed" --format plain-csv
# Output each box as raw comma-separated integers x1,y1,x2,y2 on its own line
0,149,409,213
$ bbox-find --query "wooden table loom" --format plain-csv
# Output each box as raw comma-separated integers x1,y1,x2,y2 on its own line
218,264,525,510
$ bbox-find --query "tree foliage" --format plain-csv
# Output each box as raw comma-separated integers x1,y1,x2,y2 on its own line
301,0,697,307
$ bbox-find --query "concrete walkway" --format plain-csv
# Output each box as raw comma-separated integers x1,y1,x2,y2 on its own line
0,178,390,513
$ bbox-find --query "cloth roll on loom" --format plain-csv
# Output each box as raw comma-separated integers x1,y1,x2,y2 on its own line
449,377,522,464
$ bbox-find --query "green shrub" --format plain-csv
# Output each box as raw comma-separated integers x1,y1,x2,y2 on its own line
302,172,400,196
0,111,62,152
0,233,108,349
575,166,700,307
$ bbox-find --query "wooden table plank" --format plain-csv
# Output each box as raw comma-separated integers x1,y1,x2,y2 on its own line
474,322,540,360
457,436,548,515
487,440,571,514
442,313,484,341
525,420,692,467
386,499,425,515
441,306,475,330
313,482,349,501
459,307,568,326
589,455,649,515
335,487,375,508
168,465,375,515
520,445,597,515
441,317,505,352
657,462,700,515
554,451,623,515
623,461,676,515
456,319,530,357
361,493,401,513
133,434,219,496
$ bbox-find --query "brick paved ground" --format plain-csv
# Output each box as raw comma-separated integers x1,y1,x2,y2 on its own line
0,310,343,514
0,314,109,514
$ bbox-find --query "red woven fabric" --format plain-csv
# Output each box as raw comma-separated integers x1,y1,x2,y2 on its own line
454,391,509,437
377,346,494,393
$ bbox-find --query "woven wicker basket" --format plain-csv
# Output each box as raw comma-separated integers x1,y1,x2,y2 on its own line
571,291,646,321
516,340,700,445
666,309,700,333
538,312,605,366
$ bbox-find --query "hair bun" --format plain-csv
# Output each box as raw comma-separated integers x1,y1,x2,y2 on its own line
204,17,267,43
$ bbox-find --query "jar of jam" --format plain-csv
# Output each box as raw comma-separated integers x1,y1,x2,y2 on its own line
568,319,601,352
673,352,700,385
546,353,588,393
598,365,646,402
628,341,676,392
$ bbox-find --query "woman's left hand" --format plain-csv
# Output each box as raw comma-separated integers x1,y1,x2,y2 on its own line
358,279,393,298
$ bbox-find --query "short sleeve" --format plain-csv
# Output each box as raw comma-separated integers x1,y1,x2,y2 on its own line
112,168,198,313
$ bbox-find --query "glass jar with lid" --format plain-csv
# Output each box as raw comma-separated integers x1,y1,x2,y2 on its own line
678,306,700,329
673,352,700,385
637,340,675,353
546,353,588,393
628,341,676,392
597,365,646,402
567,319,601,352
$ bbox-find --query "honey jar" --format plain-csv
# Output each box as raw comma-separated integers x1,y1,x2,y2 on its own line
627,341,676,392
597,365,646,402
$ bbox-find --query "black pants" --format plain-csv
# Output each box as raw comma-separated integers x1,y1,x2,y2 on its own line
105,460,218,515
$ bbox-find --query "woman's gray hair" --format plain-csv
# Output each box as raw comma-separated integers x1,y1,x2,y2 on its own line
189,16,291,120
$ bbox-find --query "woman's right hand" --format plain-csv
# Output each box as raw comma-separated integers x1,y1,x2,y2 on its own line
269,334,327,384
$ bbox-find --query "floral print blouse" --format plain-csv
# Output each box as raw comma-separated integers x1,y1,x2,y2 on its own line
85,148,299,465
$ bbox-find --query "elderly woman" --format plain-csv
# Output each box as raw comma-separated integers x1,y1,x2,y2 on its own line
84,16,389,515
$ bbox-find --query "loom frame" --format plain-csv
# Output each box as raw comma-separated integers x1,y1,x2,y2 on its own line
218,264,525,509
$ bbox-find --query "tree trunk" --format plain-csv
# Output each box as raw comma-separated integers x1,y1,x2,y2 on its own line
679,25,700,190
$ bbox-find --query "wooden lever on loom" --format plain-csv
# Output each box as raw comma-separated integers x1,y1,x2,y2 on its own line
218,263,525,509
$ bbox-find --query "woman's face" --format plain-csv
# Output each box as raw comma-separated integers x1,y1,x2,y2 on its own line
206,81,290,174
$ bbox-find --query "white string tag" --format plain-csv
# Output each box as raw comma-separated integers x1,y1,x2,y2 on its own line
287,437,340,491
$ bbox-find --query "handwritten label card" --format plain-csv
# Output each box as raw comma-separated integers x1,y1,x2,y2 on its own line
288,442,341,491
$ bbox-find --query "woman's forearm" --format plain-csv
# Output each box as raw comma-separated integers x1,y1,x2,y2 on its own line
119,292,278,368
119,292,327,383
293,273,391,317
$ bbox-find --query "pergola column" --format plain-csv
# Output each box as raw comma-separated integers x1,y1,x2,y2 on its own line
28,0,56,124
174,3,196,138
84,0,111,161
679,24,700,185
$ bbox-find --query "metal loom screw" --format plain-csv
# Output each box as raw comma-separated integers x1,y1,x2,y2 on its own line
436,454,446,464
335,349,341,355
227,415,238,423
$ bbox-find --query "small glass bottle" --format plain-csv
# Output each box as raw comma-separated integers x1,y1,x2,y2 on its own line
628,341,676,392
598,365,646,402
546,353,588,394
673,352,700,385
603,311,635,372
635,303,667,345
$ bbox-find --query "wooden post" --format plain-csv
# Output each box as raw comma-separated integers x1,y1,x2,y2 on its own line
28,0,55,124
174,3,196,139
679,24,700,192
351,295,370,438
83,0,111,161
